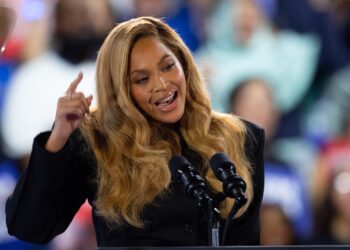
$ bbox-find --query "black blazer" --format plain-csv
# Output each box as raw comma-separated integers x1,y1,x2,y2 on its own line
6,120,264,247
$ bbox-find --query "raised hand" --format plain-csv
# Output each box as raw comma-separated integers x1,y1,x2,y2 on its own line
45,71,93,152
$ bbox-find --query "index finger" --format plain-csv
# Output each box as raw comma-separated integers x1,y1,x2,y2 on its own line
66,71,83,94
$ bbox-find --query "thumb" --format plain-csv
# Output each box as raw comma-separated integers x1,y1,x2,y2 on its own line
87,95,93,105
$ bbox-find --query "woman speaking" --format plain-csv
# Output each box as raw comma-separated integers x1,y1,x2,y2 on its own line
6,16,264,247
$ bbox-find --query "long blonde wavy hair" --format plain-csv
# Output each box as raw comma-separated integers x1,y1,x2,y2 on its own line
81,16,253,228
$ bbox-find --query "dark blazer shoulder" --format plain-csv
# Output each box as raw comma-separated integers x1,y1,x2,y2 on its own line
223,118,265,245
241,118,265,211
241,118,265,148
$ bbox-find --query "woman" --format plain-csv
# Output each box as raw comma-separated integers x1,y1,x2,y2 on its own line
6,17,264,247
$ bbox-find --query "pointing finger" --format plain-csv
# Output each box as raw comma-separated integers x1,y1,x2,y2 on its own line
66,71,83,94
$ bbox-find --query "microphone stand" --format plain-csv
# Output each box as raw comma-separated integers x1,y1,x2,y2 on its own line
208,201,220,246
208,152,248,245
209,193,226,246
168,155,225,246
195,192,222,246
201,188,246,246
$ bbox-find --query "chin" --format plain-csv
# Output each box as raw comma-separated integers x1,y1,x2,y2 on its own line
156,111,184,124
161,116,182,124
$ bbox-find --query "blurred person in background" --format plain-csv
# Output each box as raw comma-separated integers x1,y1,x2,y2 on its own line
310,163,350,245
1,0,115,169
272,0,350,147
1,0,115,249
261,165,312,245
132,0,207,51
229,78,279,146
0,0,46,63
299,64,350,208
215,0,321,189
196,0,320,118
229,78,316,185
229,79,314,243
0,2,16,119
273,0,350,83
289,58,350,244
185,0,218,47
0,3,50,250
304,65,350,146
0,0,21,116
309,107,350,245
260,204,296,245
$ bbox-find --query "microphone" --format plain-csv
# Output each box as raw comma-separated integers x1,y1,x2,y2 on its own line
169,155,222,246
209,152,248,245
169,155,212,206
209,152,246,202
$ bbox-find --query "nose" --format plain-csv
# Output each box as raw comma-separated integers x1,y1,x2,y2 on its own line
152,76,168,92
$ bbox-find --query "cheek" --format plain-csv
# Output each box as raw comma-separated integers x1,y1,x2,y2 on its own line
131,86,147,106
177,72,187,95
170,65,186,83
178,70,186,85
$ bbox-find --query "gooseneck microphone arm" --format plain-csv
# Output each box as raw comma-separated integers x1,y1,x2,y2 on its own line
169,156,221,246
209,152,248,245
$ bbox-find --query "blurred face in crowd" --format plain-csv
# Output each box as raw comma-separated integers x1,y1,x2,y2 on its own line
232,0,262,45
230,79,279,142
54,0,114,63
129,36,187,124
55,0,113,38
260,205,296,245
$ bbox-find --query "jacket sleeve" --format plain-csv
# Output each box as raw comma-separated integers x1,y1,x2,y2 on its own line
5,130,93,244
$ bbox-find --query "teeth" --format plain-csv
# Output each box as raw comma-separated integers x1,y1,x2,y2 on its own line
157,92,175,105
160,92,175,103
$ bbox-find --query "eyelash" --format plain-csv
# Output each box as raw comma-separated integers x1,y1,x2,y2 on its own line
135,77,148,84
163,62,175,71
133,62,175,84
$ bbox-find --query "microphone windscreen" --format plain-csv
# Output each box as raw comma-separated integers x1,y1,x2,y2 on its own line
209,152,231,172
168,155,191,175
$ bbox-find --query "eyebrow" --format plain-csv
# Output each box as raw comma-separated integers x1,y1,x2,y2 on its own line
130,54,172,76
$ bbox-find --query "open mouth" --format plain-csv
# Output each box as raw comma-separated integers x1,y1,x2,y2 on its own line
155,91,178,108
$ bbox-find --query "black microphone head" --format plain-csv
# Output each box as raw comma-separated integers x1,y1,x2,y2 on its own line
169,155,210,202
209,152,235,174
210,152,247,200
169,155,191,177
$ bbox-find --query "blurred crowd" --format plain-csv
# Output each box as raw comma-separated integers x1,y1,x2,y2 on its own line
0,0,350,249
